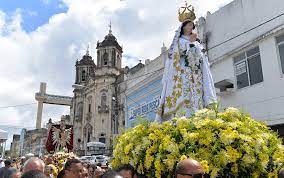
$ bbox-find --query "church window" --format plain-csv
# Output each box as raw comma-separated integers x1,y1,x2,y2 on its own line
103,52,108,66
84,124,92,143
234,46,263,89
87,131,91,143
88,96,92,113
76,102,83,119
112,49,116,66
99,137,106,143
276,34,284,74
88,104,91,113
101,93,107,106
97,51,100,64
82,70,86,81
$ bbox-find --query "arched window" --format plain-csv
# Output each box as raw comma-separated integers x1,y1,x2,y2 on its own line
76,102,83,119
97,51,100,64
87,96,92,113
103,52,108,66
84,124,92,143
112,50,116,66
117,54,120,66
82,70,86,81
101,93,107,106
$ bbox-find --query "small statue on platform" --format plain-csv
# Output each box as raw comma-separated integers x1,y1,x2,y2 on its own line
52,120,72,152
46,119,73,153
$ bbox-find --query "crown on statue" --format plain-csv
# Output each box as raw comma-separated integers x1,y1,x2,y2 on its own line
178,1,196,22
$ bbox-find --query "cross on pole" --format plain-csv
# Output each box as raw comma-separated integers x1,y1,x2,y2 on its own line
109,21,112,34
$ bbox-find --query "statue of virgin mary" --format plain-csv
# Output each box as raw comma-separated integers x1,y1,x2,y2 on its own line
156,2,217,121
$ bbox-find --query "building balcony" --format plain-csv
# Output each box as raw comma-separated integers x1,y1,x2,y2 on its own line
98,105,109,113
214,79,235,96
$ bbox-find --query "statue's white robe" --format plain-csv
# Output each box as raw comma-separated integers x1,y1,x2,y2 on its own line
156,35,217,121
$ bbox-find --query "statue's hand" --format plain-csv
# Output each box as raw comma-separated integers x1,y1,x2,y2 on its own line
189,33,197,42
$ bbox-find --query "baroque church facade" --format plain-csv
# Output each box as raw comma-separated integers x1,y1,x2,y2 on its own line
70,28,126,154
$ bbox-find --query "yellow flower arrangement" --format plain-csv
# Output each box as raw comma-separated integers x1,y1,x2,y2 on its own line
112,108,284,177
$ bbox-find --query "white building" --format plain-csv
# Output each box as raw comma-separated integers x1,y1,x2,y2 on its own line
196,0,284,134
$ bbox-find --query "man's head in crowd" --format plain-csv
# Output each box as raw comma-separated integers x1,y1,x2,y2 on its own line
11,171,21,178
117,164,135,178
44,157,53,165
101,170,123,178
21,170,47,178
175,159,204,178
97,163,102,167
81,166,89,178
4,160,12,167
56,170,66,178
64,159,83,178
279,168,284,178
22,158,45,173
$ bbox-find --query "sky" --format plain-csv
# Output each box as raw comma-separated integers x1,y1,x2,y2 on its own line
0,0,234,149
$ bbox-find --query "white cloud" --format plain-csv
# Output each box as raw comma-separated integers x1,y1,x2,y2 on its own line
41,0,51,5
0,11,5,33
0,0,233,148
26,10,38,17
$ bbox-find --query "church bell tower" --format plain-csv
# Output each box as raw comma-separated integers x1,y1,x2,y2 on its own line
96,23,123,69
75,47,96,85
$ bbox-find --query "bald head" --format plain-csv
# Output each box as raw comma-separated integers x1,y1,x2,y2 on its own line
175,159,204,178
279,168,284,178
23,157,45,173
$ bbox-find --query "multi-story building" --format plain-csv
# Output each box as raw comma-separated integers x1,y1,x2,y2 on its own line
70,28,126,155
196,0,284,135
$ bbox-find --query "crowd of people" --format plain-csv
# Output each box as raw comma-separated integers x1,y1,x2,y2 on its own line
0,155,141,178
0,154,209,178
1,155,284,178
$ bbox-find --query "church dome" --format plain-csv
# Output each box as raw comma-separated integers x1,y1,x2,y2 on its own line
97,32,123,52
76,50,96,66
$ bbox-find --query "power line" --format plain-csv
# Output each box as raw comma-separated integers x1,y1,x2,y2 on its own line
231,95,284,108
2,68,284,113
0,125,34,129
0,68,163,109
207,11,284,51
3,9,284,111
1,11,283,111
123,68,163,83
0,103,37,109
124,93,140,107
124,82,162,105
